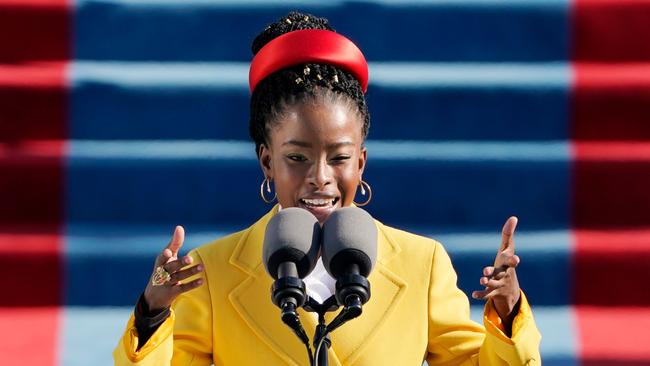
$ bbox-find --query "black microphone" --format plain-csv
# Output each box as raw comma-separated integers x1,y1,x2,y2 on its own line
322,207,377,311
263,207,321,346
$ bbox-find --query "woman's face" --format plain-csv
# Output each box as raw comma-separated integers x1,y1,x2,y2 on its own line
258,97,367,223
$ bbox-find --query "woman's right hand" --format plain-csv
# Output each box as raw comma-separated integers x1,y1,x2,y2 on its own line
143,226,204,312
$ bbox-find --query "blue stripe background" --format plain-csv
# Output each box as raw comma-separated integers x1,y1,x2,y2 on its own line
73,0,570,62
70,62,571,141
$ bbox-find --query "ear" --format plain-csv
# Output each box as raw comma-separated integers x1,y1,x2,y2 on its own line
358,146,367,177
258,143,273,179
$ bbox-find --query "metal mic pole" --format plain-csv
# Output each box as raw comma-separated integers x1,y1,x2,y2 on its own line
305,297,338,366
316,333,330,366
314,309,330,366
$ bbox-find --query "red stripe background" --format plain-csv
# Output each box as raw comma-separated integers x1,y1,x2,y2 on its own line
572,0,650,364
0,1,69,365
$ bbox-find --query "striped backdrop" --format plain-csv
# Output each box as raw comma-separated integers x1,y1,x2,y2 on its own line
1,0,650,365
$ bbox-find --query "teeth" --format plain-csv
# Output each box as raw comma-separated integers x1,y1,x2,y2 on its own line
301,198,334,206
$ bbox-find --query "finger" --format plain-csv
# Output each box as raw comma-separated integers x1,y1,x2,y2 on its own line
482,277,506,289
480,273,505,286
499,216,518,253
154,248,174,268
483,266,495,277
166,225,185,257
171,278,204,294
472,287,494,300
169,264,204,283
494,250,521,268
479,290,501,301
506,254,520,268
483,268,508,284
480,276,486,286
163,255,194,274
488,263,509,278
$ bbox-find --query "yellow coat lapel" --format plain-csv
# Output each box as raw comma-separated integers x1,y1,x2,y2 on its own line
227,207,406,365
326,221,407,365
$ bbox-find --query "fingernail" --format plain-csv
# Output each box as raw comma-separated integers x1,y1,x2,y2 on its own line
197,265,203,271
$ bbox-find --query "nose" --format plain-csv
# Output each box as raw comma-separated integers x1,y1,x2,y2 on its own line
308,158,332,189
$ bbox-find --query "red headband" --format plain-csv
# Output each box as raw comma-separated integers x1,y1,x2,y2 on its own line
249,29,368,93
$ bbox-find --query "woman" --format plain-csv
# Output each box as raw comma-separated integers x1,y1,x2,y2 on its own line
114,12,541,365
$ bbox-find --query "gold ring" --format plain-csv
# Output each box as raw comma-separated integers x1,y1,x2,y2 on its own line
152,265,171,286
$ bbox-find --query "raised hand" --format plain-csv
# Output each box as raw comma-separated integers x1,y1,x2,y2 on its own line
472,216,521,332
143,226,204,311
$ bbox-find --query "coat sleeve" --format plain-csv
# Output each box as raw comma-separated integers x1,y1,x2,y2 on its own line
426,242,541,365
113,250,213,366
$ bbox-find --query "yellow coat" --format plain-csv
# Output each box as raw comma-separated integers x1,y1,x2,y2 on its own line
114,206,541,365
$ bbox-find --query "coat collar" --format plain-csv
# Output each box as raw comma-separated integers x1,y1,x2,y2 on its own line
228,206,407,365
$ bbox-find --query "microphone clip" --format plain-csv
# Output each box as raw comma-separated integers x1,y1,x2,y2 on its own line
271,276,307,308
271,277,310,346
334,273,370,307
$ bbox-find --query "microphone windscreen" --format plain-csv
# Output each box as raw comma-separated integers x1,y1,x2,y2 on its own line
263,207,321,279
322,207,377,278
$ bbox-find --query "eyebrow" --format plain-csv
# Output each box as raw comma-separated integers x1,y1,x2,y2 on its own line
282,140,354,149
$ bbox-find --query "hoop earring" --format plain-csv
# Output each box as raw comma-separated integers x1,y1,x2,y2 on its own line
353,180,372,207
260,177,277,204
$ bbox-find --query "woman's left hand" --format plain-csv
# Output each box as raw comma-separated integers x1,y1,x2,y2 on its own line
472,216,521,334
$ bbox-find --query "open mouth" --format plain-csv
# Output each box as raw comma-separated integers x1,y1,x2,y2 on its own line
299,197,340,207
298,197,340,222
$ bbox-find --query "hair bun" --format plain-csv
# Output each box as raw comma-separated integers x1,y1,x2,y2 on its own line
251,11,334,56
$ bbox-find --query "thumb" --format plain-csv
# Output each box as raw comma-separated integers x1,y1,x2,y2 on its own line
166,225,185,257
499,216,518,253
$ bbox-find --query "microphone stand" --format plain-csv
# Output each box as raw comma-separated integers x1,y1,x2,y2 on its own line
303,296,337,366
272,281,349,366
303,295,364,366
272,271,370,365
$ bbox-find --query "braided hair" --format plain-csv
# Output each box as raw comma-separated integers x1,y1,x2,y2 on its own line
249,11,370,156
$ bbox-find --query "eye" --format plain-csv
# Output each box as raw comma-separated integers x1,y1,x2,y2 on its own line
331,155,351,163
287,154,307,162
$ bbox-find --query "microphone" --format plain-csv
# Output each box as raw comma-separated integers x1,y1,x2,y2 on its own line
322,207,377,310
263,207,321,346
